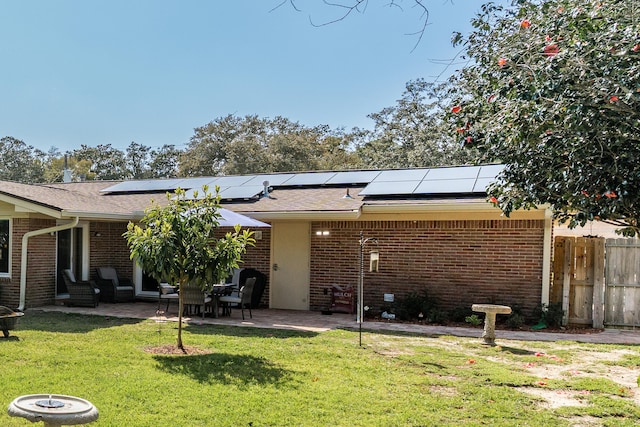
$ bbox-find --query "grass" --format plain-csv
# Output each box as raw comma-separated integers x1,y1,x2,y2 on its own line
0,312,639,426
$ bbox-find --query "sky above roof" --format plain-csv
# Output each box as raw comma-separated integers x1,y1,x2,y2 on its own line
0,0,507,154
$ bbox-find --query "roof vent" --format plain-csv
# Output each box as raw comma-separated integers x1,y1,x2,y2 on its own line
262,181,270,198
343,188,353,199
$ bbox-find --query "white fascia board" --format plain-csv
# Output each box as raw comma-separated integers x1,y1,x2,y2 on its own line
0,194,62,218
240,210,361,221
61,210,137,221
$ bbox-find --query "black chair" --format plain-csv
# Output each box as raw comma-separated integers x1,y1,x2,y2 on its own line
219,277,255,320
95,267,135,303
62,269,100,308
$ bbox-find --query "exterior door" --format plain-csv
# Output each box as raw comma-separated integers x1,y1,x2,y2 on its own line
270,222,310,310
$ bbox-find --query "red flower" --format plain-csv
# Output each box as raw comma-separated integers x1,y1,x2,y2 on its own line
520,19,531,28
545,35,552,42
581,190,589,197
465,136,473,144
609,95,619,102
451,105,462,113
456,128,466,134
467,359,476,364
605,191,617,199
498,57,507,67
544,44,559,57
633,44,640,52
489,196,499,205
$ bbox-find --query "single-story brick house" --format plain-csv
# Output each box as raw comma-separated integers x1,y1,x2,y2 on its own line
0,164,553,318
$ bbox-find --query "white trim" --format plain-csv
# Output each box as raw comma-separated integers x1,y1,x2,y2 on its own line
541,209,554,306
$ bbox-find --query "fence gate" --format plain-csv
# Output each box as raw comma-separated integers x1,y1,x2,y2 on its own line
604,239,640,328
551,237,605,326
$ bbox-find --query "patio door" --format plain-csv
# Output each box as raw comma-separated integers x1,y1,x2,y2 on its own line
56,224,89,295
270,222,310,310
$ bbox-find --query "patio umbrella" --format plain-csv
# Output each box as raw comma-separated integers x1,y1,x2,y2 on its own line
217,208,270,228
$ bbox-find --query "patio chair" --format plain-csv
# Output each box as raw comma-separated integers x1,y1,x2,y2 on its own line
95,267,135,303
158,282,179,314
219,277,255,320
62,269,100,308
181,282,212,319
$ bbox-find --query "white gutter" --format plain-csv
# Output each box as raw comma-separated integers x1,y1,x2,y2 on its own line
18,217,79,311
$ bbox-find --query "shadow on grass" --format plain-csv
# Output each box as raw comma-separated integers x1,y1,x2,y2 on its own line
153,352,294,386
183,323,318,340
16,311,143,333
498,346,537,356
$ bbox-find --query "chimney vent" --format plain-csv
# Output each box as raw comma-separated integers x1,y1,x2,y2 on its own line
262,181,270,198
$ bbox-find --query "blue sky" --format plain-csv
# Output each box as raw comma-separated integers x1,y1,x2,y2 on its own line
0,1,500,153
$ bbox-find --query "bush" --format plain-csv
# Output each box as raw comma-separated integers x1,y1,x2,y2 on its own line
533,302,564,327
505,305,525,329
465,314,483,326
451,305,474,323
395,289,437,321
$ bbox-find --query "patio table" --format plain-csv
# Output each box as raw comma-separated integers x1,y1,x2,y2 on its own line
208,283,235,318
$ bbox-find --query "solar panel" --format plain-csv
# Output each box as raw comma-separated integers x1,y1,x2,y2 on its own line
478,164,505,178
473,177,496,192
414,179,476,194
283,172,336,185
326,170,381,184
243,174,295,186
359,181,420,195
100,179,184,193
373,169,429,182
424,166,481,180
177,177,220,191
219,185,264,199
209,175,256,187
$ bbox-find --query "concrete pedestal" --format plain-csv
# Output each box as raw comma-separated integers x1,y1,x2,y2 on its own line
472,304,512,345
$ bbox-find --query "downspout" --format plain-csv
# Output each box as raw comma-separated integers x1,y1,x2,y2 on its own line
540,209,553,307
18,217,80,311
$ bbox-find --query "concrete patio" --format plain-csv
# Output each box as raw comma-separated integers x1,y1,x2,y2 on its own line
31,302,640,345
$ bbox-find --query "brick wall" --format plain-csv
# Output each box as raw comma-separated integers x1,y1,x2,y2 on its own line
90,222,134,281
2,218,58,308
309,219,545,318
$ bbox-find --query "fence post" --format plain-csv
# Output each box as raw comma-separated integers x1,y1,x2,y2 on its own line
561,238,573,326
591,238,606,328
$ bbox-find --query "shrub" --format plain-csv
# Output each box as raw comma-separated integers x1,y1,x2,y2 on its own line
533,302,564,327
451,305,474,323
465,314,483,326
395,289,437,321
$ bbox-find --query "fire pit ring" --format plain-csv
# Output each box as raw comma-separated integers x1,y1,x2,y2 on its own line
0,305,24,338
8,394,99,426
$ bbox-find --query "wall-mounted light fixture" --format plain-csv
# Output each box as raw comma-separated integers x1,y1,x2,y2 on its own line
94,232,102,237
315,230,330,236
369,250,379,272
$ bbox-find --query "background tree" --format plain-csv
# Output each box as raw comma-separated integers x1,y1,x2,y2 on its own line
73,144,127,180
0,137,46,183
181,114,363,176
451,0,640,236
125,141,152,179
148,144,182,178
358,79,476,169
124,187,254,350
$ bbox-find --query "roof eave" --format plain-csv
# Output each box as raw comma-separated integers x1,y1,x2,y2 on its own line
241,210,361,221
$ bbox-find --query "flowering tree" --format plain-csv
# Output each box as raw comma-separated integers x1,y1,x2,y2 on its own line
451,0,640,236
124,187,254,350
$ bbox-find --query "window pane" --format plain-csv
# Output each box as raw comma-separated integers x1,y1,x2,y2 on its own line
0,220,8,274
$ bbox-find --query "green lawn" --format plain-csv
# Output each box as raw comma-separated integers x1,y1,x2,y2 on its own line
1,312,638,426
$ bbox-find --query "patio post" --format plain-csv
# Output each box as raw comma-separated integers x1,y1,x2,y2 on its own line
358,231,378,346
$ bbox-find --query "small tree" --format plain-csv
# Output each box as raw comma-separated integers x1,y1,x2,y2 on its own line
124,187,254,350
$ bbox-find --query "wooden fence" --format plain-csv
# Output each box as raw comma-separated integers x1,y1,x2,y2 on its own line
604,239,640,327
552,236,640,328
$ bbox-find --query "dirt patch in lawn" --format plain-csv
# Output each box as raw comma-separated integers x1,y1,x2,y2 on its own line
144,344,213,355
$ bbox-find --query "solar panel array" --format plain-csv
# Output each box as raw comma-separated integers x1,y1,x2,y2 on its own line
100,165,503,199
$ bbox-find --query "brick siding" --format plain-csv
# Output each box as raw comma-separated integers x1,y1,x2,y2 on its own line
310,219,545,318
